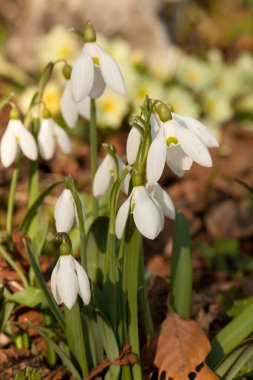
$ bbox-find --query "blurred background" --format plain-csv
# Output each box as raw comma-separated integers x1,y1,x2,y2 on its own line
1,2,253,369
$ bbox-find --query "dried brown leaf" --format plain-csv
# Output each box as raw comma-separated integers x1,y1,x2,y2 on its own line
153,313,220,380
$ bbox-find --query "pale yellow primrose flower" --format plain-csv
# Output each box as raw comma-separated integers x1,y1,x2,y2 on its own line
202,89,233,123
166,86,200,118
37,25,80,67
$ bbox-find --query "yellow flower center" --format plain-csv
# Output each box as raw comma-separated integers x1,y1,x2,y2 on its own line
103,101,115,112
186,70,199,83
166,136,178,146
92,56,100,66
58,45,71,59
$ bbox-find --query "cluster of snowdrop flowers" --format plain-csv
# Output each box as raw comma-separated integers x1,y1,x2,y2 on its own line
94,99,218,240
60,22,125,128
51,235,90,310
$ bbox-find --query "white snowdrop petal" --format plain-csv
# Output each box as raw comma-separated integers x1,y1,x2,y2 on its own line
74,258,91,305
150,113,161,139
0,124,17,167
15,122,38,161
172,113,219,148
71,48,94,102
147,127,167,184
89,66,106,99
61,81,78,128
174,122,212,167
126,127,141,165
51,262,61,304
77,97,91,120
52,121,72,154
57,256,78,309
54,189,75,233
116,156,130,194
166,145,193,171
93,155,113,197
148,184,175,220
115,194,132,239
167,159,185,178
38,119,55,160
96,44,125,95
133,186,163,240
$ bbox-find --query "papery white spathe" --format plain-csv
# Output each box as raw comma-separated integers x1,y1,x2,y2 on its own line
0,119,38,168
54,189,86,233
115,185,175,240
38,118,72,160
93,154,129,197
146,113,219,183
71,42,125,102
60,80,92,128
51,255,90,309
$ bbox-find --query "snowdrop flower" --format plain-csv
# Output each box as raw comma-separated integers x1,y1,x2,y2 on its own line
146,110,219,182
54,189,86,233
51,255,90,309
115,185,175,240
93,153,129,197
38,115,71,160
0,109,38,168
71,22,125,102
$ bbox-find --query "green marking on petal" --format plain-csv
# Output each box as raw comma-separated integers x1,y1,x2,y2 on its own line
166,136,178,146
92,56,100,66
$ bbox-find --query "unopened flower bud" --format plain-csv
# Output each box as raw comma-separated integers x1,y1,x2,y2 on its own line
156,103,172,122
84,21,96,43
63,64,72,80
42,107,51,119
10,107,20,120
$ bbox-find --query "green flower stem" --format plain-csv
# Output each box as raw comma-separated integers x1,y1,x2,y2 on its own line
138,245,154,339
126,216,142,379
6,155,21,239
65,302,89,378
171,212,192,319
0,245,28,287
89,98,98,218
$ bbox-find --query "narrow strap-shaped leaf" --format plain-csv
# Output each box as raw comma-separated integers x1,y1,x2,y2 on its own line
20,180,63,234
0,93,14,111
207,300,253,368
171,211,192,319
15,321,82,380
25,240,65,330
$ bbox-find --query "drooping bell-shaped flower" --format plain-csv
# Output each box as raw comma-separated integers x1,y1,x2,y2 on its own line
51,254,91,309
93,153,130,197
54,189,86,233
0,109,38,167
115,185,175,240
146,108,219,183
38,110,72,160
71,22,125,102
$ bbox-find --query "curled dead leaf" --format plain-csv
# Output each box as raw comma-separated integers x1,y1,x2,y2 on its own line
143,312,220,380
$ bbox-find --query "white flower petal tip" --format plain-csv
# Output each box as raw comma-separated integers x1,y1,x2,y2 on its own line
61,81,78,128
147,127,167,184
115,194,132,239
126,127,141,165
133,186,164,240
71,48,94,102
93,155,113,198
54,189,85,233
51,256,91,309
38,118,71,160
0,119,38,167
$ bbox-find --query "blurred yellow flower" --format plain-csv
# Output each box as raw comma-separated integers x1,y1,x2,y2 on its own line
42,81,61,116
96,88,128,129
165,86,200,118
177,56,213,92
202,89,233,123
37,25,80,67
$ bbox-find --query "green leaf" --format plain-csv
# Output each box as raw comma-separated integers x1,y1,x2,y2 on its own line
25,241,65,330
96,310,120,380
207,300,253,368
227,297,253,318
6,287,48,308
16,321,82,380
0,287,15,332
215,339,253,378
171,211,192,319
0,93,14,111
20,180,63,234
86,216,109,283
